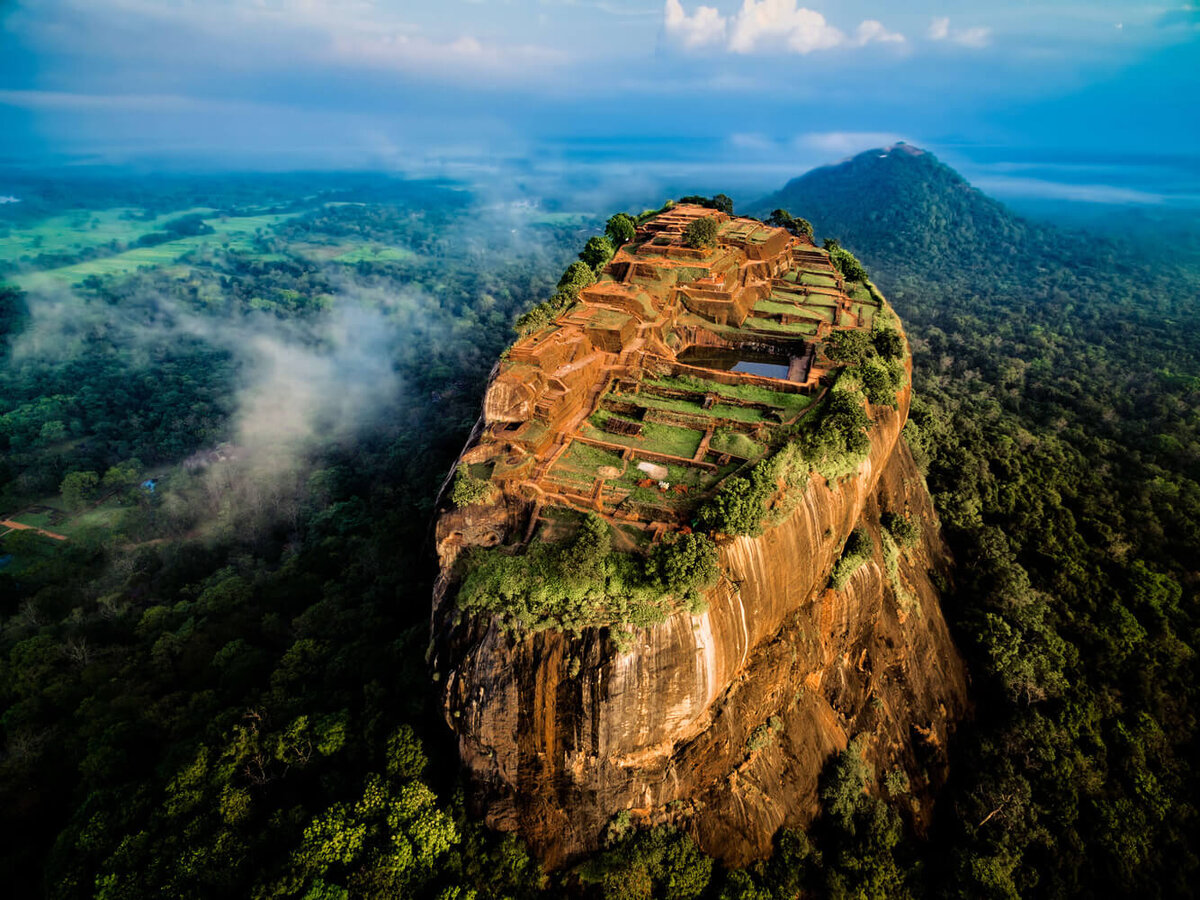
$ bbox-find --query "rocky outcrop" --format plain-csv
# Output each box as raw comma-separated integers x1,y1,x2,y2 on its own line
430,376,969,867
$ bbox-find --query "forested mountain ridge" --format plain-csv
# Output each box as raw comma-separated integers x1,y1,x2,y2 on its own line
752,144,1030,277
757,147,1200,896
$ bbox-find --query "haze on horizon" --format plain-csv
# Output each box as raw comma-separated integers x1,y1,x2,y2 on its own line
2,0,1199,206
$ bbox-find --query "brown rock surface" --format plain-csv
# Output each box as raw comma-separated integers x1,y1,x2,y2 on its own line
431,374,969,866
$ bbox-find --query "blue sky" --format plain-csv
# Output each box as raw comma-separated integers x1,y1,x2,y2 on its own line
1,1,1198,203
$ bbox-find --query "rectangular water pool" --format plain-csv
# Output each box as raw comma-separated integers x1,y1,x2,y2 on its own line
678,346,793,380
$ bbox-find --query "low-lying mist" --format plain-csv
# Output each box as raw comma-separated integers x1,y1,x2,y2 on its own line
0,182,596,542
10,276,418,537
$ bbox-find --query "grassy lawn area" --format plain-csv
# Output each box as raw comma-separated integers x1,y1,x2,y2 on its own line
56,504,124,539
781,269,839,287
546,464,595,491
645,375,812,417
561,441,628,472
8,509,56,529
609,389,774,426
850,302,877,326
754,299,836,325
582,411,704,459
796,304,837,323
710,429,766,459
744,316,819,336
631,420,704,459
6,497,128,539
548,441,627,488
609,391,705,418
800,274,838,288
753,299,804,317
710,403,772,424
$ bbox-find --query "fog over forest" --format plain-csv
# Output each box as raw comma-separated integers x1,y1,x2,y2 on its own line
3,1,1200,898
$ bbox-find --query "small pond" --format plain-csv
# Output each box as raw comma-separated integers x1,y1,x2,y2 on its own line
678,346,792,380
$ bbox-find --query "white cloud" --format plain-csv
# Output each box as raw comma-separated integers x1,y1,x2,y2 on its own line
16,0,565,81
664,0,904,54
928,15,992,48
728,0,844,54
664,0,728,48
852,20,905,47
728,131,776,150
953,26,992,48
327,31,565,72
796,130,906,155
0,89,272,114
970,176,1169,205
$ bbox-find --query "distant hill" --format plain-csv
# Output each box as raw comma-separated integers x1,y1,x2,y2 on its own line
745,143,1200,897
750,144,1037,281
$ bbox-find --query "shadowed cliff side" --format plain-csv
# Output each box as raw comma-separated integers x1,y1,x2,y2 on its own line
431,371,968,866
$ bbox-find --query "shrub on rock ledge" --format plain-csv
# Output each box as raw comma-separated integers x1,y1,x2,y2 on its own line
682,217,719,250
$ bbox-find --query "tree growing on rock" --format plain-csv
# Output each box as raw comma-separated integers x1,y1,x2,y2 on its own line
605,213,637,246
767,208,814,238
682,217,720,250
450,469,495,508
646,533,718,600
579,235,615,272
557,261,597,297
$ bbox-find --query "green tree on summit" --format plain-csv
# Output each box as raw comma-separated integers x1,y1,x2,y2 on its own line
579,235,615,272
829,246,868,283
605,213,637,246
679,194,732,215
646,533,718,599
766,208,814,238
683,217,720,250
557,261,597,297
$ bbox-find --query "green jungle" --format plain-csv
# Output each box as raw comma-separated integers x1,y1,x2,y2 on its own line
2,150,1198,899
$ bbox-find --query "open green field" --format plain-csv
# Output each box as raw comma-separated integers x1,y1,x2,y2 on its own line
548,441,626,491
709,402,773,424
6,496,128,539
60,502,125,536
12,211,301,286
0,207,219,265
801,305,837,323
329,245,415,264
289,241,414,264
610,391,704,418
7,508,56,530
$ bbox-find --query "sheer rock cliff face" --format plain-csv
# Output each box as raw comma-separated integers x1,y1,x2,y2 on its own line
431,380,969,868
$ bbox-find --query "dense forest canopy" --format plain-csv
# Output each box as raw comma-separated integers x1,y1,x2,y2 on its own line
2,157,1199,898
